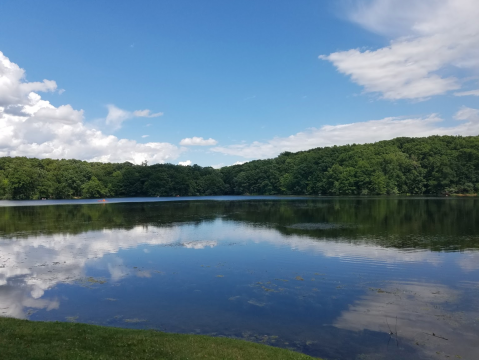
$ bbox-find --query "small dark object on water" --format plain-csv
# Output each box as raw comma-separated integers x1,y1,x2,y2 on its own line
424,332,448,340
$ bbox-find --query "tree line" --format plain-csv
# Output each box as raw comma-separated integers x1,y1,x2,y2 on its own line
1,135,479,200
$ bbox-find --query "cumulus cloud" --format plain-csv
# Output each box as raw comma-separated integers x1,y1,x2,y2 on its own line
211,111,479,159
178,160,192,166
31,104,83,125
321,0,479,100
179,137,218,146
0,51,182,165
0,53,57,107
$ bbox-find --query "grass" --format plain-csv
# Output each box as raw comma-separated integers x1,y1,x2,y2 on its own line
0,317,318,360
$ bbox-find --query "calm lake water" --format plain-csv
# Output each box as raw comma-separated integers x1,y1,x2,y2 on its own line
1,196,478,359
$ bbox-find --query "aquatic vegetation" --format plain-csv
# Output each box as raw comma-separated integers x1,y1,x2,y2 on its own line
86,277,106,284
248,299,265,307
135,270,151,278
124,318,146,323
262,286,276,292
76,277,107,288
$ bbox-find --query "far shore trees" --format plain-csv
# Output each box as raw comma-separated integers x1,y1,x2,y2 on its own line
0,135,479,200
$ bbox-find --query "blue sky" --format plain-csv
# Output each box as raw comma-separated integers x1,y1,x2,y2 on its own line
0,0,478,166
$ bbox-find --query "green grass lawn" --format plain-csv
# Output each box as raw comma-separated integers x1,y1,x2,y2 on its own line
0,317,318,360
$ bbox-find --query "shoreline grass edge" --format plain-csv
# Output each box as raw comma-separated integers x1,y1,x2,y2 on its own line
0,317,319,360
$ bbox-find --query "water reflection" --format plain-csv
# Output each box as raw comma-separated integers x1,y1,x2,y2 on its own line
2,198,479,249
334,281,479,359
457,252,479,271
0,198,478,359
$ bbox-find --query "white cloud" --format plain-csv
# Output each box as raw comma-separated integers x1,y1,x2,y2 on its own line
454,106,479,121
0,51,182,165
105,105,163,130
179,137,218,146
211,161,248,168
132,109,163,118
0,53,57,107
31,104,83,125
178,160,192,166
212,111,479,159
321,0,479,100
454,89,479,97
105,104,130,129
142,135,149,138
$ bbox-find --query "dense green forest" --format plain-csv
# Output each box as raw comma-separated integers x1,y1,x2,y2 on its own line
1,135,479,200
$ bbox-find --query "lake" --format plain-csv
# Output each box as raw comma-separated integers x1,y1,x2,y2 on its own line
0,196,478,359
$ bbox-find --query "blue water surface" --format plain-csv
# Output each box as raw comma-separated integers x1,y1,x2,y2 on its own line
0,197,478,359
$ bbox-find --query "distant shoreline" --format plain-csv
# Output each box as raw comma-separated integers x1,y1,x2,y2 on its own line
0,194,478,208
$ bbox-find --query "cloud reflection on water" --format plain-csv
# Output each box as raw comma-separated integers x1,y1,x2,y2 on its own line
0,218,477,360
1,220,477,318
334,282,479,359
